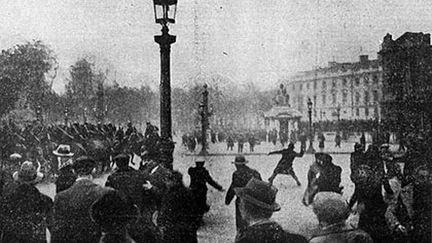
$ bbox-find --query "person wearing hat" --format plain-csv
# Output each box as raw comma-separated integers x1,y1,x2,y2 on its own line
309,192,372,243
268,142,304,186
0,161,53,242
90,189,140,243
225,155,262,236
52,156,110,243
105,153,159,243
53,144,77,193
303,153,342,206
234,178,307,243
158,171,200,243
188,157,224,224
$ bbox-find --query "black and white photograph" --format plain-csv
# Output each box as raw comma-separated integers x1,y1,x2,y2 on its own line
0,0,431,242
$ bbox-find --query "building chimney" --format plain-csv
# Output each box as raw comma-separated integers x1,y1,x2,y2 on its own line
359,55,369,64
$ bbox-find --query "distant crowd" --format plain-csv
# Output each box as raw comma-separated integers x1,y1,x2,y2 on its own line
0,119,430,242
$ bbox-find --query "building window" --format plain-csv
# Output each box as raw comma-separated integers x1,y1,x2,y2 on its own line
314,80,317,90
313,96,317,106
292,84,295,91
322,81,326,90
342,91,347,104
355,92,360,104
365,108,369,117
355,77,360,86
374,107,379,117
332,79,337,88
342,78,347,87
373,90,378,103
356,108,359,116
322,95,326,105
299,84,303,91
364,91,369,104
306,82,310,90
364,75,369,86
332,93,337,104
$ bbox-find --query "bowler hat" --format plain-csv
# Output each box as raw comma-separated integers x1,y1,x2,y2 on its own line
113,153,129,161
234,178,281,211
232,155,248,164
53,144,74,157
315,152,332,162
13,161,43,184
287,143,294,149
73,156,96,173
90,189,139,227
312,192,350,224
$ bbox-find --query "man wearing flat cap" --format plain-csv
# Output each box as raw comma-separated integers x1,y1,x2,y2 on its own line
234,178,307,243
225,155,262,236
310,192,372,243
188,158,224,224
52,156,110,243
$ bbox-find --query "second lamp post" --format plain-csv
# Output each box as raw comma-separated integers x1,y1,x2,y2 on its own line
306,98,315,153
199,84,212,155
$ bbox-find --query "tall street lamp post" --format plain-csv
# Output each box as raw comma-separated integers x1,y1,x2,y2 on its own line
199,84,212,155
306,98,315,153
153,0,177,169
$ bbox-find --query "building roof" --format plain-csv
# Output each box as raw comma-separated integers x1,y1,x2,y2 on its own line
264,105,303,119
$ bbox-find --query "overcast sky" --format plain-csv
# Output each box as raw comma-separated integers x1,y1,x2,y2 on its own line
0,0,431,93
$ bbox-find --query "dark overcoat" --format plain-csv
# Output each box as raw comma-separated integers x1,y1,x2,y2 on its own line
105,167,159,243
55,164,77,193
157,185,200,243
225,165,261,234
269,148,304,174
235,221,308,243
0,183,53,243
188,166,222,214
51,179,110,243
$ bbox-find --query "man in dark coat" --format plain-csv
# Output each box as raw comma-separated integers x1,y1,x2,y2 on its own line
225,155,262,236
303,153,342,205
52,156,110,243
348,162,392,242
90,189,140,243
0,161,53,242
411,165,432,243
157,171,200,243
267,143,304,186
188,158,224,222
53,144,76,193
105,153,159,243
234,178,308,243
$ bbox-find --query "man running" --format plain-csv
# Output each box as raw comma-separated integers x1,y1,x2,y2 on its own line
268,143,304,186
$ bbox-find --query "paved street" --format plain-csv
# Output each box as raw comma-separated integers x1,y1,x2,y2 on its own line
37,139,360,242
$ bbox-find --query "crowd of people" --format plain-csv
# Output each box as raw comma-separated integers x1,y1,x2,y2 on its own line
0,117,431,242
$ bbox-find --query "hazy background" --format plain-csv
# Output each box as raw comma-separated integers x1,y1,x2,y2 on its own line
0,0,431,93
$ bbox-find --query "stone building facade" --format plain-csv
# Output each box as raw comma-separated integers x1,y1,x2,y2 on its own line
283,55,383,122
379,32,432,135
